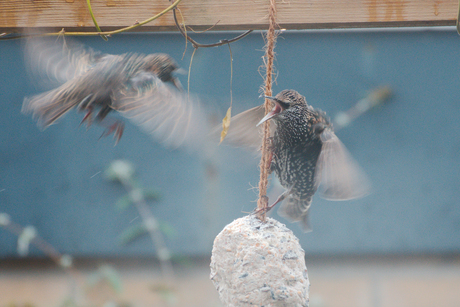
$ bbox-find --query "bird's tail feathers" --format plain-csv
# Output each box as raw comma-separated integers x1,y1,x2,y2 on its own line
277,195,313,232
22,85,82,129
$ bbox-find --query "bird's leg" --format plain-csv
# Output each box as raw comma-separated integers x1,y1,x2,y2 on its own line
95,105,125,144
99,120,125,144
252,190,288,215
80,105,94,129
268,191,287,211
96,105,112,122
114,123,124,144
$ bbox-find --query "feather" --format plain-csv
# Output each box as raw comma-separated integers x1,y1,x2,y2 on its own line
113,79,207,150
218,105,275,151
316,131,371,200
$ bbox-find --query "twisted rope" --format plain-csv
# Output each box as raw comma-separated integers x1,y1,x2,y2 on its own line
257,0,278,221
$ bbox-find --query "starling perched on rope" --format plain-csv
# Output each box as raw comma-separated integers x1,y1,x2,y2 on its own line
225,89,371,231
22,37,205,147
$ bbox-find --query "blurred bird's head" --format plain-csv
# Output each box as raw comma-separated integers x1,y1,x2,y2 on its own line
257,89,309,126
143,54,183,90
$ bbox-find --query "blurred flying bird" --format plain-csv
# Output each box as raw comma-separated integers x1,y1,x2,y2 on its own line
22,37,208,148
224,89,371,231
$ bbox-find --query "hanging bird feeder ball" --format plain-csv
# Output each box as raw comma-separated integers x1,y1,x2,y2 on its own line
210,215,310,307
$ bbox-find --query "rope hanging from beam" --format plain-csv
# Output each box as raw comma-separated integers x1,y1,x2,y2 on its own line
257,0,278,222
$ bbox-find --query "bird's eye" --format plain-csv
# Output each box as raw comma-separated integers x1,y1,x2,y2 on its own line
276,99,290,110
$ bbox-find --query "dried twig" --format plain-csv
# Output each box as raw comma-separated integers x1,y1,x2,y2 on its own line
172,8,252,144
173,8,253,49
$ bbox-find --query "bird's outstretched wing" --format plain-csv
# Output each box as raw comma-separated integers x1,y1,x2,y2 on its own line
316,131,371,200
24,36,103,89
217,105,275,152
113,74,208,151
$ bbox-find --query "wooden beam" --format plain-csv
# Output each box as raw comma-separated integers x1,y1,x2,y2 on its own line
0,0,457,33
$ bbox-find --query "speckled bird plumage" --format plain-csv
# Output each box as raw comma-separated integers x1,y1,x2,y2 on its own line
225,89,371,232
267,91,328,228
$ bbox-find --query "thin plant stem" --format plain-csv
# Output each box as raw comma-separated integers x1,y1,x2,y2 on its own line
173,8,252,49
86,0,108,41
119,178,175,285
0,0,182,40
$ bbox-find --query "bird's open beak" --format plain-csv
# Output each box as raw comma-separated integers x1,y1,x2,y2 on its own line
171,77,184,91
256,96,286,126
171,68,186,91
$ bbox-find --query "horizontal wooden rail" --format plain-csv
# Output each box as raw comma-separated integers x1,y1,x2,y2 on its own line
0,0,457,33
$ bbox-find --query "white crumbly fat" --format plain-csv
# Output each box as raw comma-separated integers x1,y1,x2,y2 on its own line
210,215,310,307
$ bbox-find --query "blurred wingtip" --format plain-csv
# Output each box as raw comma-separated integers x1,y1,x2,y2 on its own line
24,34,96,90
116,85,211,152
317,132,372,201
214,104,273,153
300,215,313,233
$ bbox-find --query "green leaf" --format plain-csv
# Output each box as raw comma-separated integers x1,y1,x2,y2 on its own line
144,189,161,202
118,223,148,245
115,194,133,210
170,254,192,266
159,221,176,238
87,264,123,293
99,264,123,293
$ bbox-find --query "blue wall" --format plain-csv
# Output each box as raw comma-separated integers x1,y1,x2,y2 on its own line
1,29,459,257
